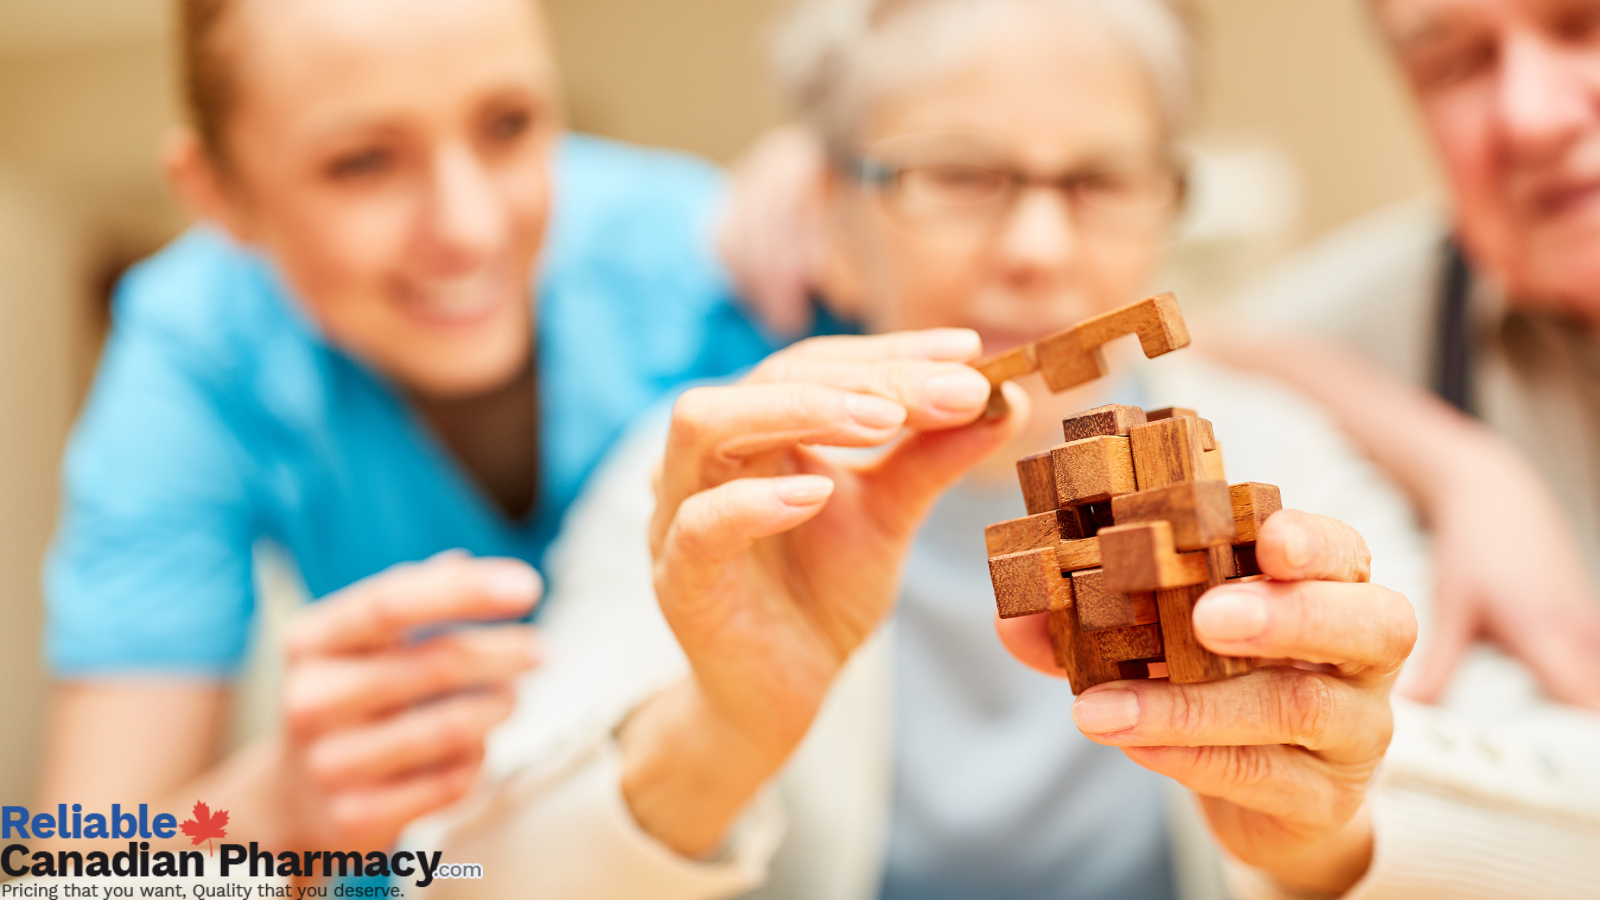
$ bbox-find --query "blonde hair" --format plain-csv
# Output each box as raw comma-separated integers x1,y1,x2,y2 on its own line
772,0,1200,152
178,0,244,158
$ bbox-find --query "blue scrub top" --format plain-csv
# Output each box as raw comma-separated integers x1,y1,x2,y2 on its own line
45,134,779,677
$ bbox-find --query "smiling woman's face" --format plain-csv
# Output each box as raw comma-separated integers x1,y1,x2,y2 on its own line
194,0,559,397
824,2,1174,352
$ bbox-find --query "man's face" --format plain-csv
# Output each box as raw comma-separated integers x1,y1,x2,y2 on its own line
1379,0,1600,316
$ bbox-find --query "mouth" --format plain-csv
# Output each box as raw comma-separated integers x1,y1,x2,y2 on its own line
393,267,519,328
1531,175,1600,221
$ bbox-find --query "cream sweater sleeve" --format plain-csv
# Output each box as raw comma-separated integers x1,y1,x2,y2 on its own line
403,414,787,900
1228,689,1600,900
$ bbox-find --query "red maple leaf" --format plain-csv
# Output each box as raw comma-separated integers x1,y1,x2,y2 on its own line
179,801,229,856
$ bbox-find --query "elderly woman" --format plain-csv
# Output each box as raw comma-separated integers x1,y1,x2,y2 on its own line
416,1,1597,899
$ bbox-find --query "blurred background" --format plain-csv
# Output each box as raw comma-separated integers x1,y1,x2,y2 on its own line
0,0,1437,802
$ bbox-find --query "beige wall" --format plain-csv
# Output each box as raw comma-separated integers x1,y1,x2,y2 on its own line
0,0,1438,800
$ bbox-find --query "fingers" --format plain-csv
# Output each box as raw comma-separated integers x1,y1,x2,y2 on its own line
287,556,542,657
994,609,1062,677
1494,604,1600,711
1255,510,1372,583
324,750,483,844
303,688,515,787
1395,582,1479,704
655,475,834,602
284,626,541,734
1123,744,1354,827
1193,580,1417,674
1070,667,1390,763
860,382,1029,536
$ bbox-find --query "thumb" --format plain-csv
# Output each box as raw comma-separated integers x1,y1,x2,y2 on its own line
861,382,1028,536
1398,580,1480,704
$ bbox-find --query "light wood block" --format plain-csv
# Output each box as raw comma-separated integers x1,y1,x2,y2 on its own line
974,344,1039,384
1016,451,1059,515
1229,482,1283,543
1110,480,1235,551
1075,292,1191,360
1062,404,1148,442
1056,536,1102,572
985,511,1062,556
1145,407,1197,421
1034,329,1109,392
1097,521,1209,591
1096,623,1164,662
1052,436,1137,506
1072,567,1158,631
990,547,1070,619
1128,416,1208,490
1157,546,1252,683
1202,446,1226,482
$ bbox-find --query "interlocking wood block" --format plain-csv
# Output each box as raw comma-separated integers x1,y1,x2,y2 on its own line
1055,537,1102,572
975,344,1039,384
1156,546,1252,683
1128,416,1208,490
1048,606,1121,694
1072,567,1158,631
1076,292,1191,360
985,511,1063,556
1076,501,1116,535
1146,406,1197,421
1097,521,1209,592
1110,480,1234,551
1197,418,1217,451
1062,404,1148,442
1096,623,1164,662
1229,482,1283,543
1052,436,1137,506
1202,446,1226,482
990,547,1070,619
1016,451,1059,515
1035,329,1109,392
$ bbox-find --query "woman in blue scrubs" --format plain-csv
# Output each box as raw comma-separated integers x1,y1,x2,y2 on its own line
38,0,777,852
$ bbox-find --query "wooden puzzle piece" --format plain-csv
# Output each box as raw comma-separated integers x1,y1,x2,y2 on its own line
1111,480,1234,551
1229,482,1283,543
971,293,1191,399
1232,543,1261,578
1016,451,1059,515
1156,546,1252,684
990,547,1069,619
985,511,1064,556
1096,521,1210,591
1096,623,1163,662
1202,445,1227,482
1062,403,1148,443
1072,568,1158,631
1146,406,1197,422
1052,436,1137,506
1048,605,1121,694
1055,537,1102,572
1128,416,1208,490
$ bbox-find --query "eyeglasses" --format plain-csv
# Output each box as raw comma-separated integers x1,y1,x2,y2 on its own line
845,135,1185,240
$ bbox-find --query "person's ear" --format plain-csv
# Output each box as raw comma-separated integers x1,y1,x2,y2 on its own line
814,167,869,323
161,127,259,243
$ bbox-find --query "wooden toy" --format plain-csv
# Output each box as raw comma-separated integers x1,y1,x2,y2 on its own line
977,293,1283,693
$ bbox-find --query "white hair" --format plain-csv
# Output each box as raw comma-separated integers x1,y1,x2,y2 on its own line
771,0,1199,152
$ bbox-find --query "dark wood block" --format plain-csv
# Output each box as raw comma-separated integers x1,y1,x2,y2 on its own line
1048,607,1121,695
1062,404,1149,442
985,511,1063,556
1111,480,1235,551
1096,623,1164,662
1128,416,1208,490
1034,329,1109,392
1156,547,1252,683
1016,451,1059,515
990,547,1069,619
1052,436,1137,506
1097,521,1209,592
1071,567,1158,631
1229,482,1283,544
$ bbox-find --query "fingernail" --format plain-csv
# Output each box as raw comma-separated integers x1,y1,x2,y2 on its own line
1281,519,1313,572
776,476,835,506
925,370,992,414
919,328,982,360
846,393,907,430
1194,586,1268,641
1072,689,1140,734
486,566,542,606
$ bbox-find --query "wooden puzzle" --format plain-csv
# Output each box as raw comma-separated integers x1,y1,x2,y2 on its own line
976,293,1283,693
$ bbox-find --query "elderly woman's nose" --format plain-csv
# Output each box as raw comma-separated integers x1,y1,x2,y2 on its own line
997,187,1079,273
1497,33,1595,160
425,143,509,263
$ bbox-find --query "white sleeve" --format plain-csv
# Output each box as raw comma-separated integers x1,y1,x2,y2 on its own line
403,412,786,900
1227,694,1600,900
